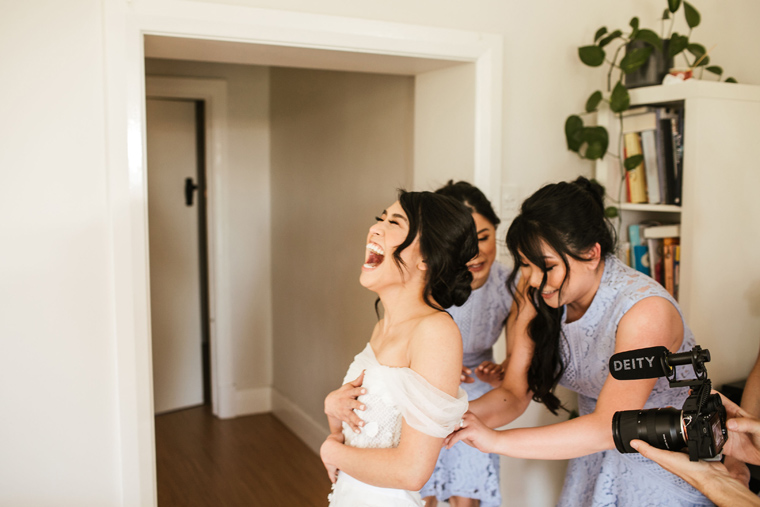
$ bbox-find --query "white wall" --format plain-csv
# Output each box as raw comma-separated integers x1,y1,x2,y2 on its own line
0,0,122,505
3,0,760,505
269,67,414,445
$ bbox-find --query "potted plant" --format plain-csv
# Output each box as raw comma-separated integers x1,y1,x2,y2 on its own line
565,0,736,203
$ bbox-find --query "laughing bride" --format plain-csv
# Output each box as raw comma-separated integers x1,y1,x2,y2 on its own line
320,190,478,506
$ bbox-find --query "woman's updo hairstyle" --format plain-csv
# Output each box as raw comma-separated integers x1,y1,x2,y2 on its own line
394,190,478,310
434,180,501,228
505,176,616,414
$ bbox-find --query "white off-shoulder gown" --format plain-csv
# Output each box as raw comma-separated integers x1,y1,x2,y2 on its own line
328,344,468,507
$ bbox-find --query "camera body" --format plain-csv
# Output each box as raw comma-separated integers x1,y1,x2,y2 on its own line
611,346,728,462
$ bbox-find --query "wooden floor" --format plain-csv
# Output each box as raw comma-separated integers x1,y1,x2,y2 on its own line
155,406,332,506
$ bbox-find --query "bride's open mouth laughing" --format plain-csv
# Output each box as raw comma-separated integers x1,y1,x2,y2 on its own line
363,242,385,270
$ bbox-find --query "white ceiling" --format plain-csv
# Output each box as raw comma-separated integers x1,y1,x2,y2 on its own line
144,35,464,75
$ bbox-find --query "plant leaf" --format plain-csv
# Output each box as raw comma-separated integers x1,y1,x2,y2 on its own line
585,91,603,113
687,43,706,59
668,0,682,13
662,8,671,20
594,27,608,42
582,127,609,160
684,1,701,28
706,65,723,75
629,17,640,31
565,115,584,152
609,82,630,113
624,154,644,171
634,29,663,51
604,206,619,219
726,77,738,83
620,46,653,74
599,30,623,48
669,33,689,58
579,45,605,67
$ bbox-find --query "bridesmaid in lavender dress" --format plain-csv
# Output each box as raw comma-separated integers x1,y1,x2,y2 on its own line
420,181,513,507
448,177,712,506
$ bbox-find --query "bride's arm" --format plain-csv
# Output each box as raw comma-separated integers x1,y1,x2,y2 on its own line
320,313,463,489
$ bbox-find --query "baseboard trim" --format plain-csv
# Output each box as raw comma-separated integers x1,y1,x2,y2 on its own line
235,387,273,416
271,389,329,454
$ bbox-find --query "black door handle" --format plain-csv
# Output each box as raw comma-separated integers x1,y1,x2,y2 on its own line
185,177,198,206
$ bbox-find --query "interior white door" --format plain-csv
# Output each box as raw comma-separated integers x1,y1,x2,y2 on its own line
146,98,204,414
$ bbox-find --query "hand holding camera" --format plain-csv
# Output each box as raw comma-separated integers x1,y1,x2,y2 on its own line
610,345,728,462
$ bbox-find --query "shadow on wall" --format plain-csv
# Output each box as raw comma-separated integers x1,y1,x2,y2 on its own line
746,280,760,317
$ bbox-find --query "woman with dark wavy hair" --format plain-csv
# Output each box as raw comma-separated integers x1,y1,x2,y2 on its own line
447,177,711,506
421,181,512,507
320,190,478,506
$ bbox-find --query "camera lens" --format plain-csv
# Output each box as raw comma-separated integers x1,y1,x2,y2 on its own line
612,408,686,453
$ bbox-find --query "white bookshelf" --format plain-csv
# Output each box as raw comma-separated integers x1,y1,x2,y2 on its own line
595,80,760,386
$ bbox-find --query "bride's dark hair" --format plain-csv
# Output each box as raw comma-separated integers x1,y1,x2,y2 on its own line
505,177,615,414
390,190,478,311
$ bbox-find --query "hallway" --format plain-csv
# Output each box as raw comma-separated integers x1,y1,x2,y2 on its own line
156,407,331,506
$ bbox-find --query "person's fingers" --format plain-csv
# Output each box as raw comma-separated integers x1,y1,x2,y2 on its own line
446,430,464,449
727,416,760,435
630,439,679,467
349,370,365,387
351,386,367,398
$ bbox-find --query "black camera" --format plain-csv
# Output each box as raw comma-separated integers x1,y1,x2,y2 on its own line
610,345,728,461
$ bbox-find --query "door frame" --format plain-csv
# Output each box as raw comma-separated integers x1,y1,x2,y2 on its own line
145,77,228,419
104,2,502,505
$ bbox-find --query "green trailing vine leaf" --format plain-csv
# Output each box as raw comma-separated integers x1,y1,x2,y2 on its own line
595,27,608,42
706,65,723,76
633,29,663,51
669,33,689,58
585,91,603,113
604,206,619,219
581,126,609,160
609,82,630,113
687,43,706,59
620,46,653,74
684,2,701,29
624,154,644,171
579,45,605,67
668,0,682,13
599,30,623,48
726,77,738,83
565,115,584,152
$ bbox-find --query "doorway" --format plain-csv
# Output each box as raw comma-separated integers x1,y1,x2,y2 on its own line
107,7,502,504
146,97,211,414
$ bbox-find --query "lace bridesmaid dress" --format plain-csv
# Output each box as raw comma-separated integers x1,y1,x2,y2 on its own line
328,344,468,507
557,255,712,506
420,261,512,507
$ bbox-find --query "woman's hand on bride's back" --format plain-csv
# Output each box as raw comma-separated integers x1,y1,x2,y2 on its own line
444,411,499,454
325,370,367,433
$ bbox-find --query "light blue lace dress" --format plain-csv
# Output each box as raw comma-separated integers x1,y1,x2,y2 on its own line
557,255,712,506
420,262,513,507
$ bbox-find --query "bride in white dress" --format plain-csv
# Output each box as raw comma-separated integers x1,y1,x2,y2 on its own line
320,190,479,506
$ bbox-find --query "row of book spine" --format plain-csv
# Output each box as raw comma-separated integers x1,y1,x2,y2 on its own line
622,105,684,205
618,223,680,300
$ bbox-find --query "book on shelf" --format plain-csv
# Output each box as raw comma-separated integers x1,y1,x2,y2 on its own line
640,130,662,204
662,237,680,298
627,222,680,298
647,238,664,285
618,105,683,206
643,223,681,239
628,223,650,276
632,244,650,276
623,132,648,204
